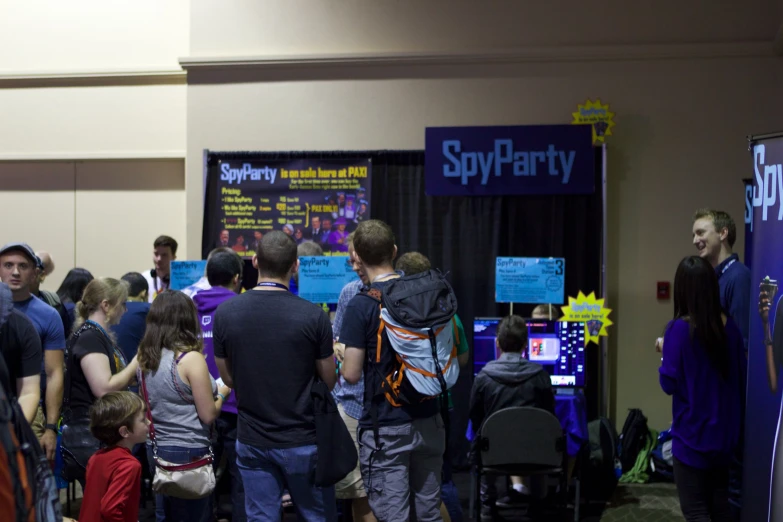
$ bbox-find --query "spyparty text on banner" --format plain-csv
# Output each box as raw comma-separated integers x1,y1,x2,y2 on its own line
211,159,371,257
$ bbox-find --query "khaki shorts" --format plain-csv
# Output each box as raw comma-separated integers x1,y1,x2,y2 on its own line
31,405,45,439
335,403,367,499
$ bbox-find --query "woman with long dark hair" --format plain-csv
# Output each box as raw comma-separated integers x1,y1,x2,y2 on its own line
138,291,231,522
660,256,746,521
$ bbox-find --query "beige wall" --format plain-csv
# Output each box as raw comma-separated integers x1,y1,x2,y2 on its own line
0,160,186,292
185,0,783,428
0,1,189,291
189,0,779,54
0,0,188,72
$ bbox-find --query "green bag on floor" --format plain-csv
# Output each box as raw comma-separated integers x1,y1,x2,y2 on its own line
619,429,658,484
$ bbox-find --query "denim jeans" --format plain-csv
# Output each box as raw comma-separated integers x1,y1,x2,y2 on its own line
236,441,336,522
214,412,245,522
146,444,213,522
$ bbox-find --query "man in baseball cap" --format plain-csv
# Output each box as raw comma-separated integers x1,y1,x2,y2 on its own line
0,242,65,460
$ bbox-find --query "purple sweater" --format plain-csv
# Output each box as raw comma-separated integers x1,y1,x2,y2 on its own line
659,318,747,469
194,286,238,415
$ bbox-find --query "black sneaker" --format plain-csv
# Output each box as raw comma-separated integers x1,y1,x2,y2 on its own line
496,488,528,508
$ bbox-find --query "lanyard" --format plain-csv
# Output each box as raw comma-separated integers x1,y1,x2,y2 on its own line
372,272,398,283
86,319,111,340
85,320,128,369
719,258,737,278
256,282,289,291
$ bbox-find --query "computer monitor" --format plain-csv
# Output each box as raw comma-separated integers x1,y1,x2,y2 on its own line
473,317,586,387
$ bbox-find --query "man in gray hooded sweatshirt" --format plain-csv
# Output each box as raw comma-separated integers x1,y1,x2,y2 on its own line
469,314,555,518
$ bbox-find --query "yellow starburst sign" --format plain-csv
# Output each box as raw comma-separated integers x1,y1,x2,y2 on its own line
571,99,615,144
560,291,613,345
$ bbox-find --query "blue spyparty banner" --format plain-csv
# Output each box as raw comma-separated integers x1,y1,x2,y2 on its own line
170,260,207,291
744,134,783,522
424,124,594,196
298,256,358,304
495,257,565,304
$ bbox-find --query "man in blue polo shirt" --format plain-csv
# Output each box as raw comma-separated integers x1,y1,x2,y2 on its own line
0,242,65,462
692,209,752,347
692,208,751,520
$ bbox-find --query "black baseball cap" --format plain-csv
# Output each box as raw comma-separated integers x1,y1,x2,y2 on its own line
0,242,43,270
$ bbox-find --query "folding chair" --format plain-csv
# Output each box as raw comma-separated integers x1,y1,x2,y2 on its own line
471,407,568,520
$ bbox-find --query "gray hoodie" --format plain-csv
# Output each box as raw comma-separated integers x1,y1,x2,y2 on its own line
469,352,555,433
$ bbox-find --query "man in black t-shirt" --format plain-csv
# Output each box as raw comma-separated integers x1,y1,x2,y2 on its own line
213,231,337,522
340,220,445,522
0,282,41,423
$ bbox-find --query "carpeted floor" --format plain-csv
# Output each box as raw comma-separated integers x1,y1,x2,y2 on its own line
599,483,683,522
61,472,684,521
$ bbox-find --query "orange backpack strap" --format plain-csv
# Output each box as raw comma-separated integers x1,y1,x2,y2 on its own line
376,315,385,363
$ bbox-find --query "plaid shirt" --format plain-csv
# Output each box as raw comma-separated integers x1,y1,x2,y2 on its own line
332,279,366,420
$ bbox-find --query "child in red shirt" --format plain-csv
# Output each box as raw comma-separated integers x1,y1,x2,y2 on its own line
79,391,149,522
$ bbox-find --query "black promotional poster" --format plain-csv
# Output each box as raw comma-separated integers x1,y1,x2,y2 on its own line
210,158,371,257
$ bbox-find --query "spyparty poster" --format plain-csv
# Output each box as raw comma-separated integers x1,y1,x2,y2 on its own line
211,159,371,257
744,134,783,522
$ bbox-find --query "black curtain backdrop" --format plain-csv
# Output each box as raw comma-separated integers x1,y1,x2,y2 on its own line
204,150,603,467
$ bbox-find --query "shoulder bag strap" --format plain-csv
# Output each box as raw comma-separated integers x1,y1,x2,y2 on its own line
138,368,158,450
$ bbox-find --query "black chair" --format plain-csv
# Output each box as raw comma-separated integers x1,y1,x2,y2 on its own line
472,407,568,520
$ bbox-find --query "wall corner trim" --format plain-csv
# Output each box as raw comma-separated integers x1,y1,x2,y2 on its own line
179,42,776,72
0,68,186,88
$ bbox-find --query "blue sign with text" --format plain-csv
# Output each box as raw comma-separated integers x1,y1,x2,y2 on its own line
170,261,207,291
495,257,565,304
425,125,594,196
298,256,358,304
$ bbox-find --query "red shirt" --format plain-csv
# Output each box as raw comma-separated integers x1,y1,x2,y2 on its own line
79,446,141,522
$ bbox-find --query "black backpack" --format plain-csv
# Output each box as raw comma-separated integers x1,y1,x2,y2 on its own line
618,408,651,473
360,269,459,408
582,417,619,502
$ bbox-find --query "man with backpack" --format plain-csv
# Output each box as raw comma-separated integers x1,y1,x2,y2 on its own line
340,220,452,522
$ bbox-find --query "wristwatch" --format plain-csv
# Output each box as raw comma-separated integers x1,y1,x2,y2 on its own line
45,423,57,432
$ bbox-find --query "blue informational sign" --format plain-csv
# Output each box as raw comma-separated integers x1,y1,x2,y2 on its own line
495,257,565,304
744,135,783,522
425,125,594,196
298,256,358,304
170,260,207,291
